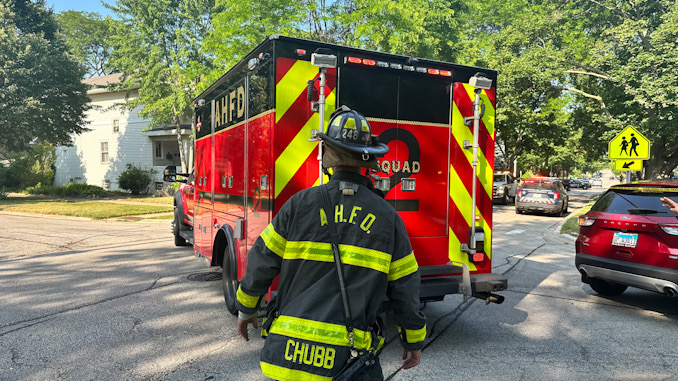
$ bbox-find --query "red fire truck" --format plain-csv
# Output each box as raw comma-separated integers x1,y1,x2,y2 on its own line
165,35,507,314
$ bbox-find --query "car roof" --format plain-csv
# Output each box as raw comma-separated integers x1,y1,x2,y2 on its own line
610,180,678,191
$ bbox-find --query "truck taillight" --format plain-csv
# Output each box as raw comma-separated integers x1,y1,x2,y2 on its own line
578,216,596,227
471,252,485,262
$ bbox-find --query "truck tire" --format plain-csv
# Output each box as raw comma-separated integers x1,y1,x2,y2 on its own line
173,204,189,246
501,191,508,205
222,244,239,316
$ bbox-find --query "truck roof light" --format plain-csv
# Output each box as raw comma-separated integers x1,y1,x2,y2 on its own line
403,65,415,71
416,67,427,73
440,70,452,77
295,49,306,56
363,59,376,66
346,56,362,64
390,63,403,69
428,68,440,75
376,61,389,68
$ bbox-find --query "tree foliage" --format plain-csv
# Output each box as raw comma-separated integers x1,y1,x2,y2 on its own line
205,0,462,79
0,0,89,158
107,0,217,172
55,11,121,78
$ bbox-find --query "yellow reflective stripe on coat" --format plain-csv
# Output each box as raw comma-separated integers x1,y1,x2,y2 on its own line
261,223,286,257
398,325,427,344
270,315,372,349
388,252,418,281
283,241,391,274
236,286,260,309
261,361,332,381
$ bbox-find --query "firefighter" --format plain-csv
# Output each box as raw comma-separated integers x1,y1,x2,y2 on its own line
235,106,426,380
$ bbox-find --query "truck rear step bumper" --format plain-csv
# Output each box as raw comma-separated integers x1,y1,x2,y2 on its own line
419,264,507,304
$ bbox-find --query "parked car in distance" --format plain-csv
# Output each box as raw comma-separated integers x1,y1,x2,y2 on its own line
493,172,518,204
515,177,569,216
592,178,603,187
561,178,572,191
575,180,678,298
578,179,592,189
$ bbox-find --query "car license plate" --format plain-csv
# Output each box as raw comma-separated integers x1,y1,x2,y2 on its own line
611,232,638,248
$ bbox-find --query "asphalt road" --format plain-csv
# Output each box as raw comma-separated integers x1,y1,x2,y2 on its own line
1,187,677,380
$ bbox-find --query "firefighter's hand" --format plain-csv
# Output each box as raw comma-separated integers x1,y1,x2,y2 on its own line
237,316,258,341
661,197,678,216
402,348,422,369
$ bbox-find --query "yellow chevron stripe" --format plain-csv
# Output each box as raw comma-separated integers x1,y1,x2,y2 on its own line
275,90,336,198
449,227,477,271
449,165,480,228
463,84,496,137
451,103,493,200
449,164,492,262
275,61,319,123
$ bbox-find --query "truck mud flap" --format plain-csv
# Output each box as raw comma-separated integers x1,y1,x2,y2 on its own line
419,263,507,304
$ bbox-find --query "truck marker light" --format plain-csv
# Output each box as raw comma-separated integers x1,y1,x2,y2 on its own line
416,67,427,73
390,63,403,69
440,70,452,77
362,59,376,66
403,65,415,71
377,61,389,68
427,68,440,75
347,56,362,64
295,49,307,56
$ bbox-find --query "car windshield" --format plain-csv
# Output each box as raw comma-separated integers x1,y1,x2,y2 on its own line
591,188,678,216
521,180,557,191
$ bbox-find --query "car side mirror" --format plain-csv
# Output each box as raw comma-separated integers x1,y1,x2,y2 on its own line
163,166,189,183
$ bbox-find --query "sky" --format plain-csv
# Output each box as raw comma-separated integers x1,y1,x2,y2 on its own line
45,0,115,17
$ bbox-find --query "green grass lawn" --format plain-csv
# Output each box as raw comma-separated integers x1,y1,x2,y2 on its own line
120,196,173,204
0,198,173,219
560,199,597,236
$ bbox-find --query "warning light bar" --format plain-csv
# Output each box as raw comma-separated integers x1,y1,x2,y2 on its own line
344,56,454,77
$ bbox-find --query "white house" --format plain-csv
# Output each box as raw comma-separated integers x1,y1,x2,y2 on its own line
54,73,192,192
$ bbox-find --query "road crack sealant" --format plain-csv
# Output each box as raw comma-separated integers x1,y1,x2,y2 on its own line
0,270,199,337
386,220,559,380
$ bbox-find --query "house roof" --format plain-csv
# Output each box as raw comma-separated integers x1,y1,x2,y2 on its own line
84,73,135,95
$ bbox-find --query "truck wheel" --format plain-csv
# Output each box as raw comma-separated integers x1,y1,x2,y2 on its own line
501,192,508,205
173,205,188,246
588,278,627,296
222,245,239,316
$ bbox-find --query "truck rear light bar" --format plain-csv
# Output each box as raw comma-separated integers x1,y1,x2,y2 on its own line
345,56,452,77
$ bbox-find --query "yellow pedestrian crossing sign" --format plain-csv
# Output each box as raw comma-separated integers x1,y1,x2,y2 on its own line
609,126,650,160
615,160,642,171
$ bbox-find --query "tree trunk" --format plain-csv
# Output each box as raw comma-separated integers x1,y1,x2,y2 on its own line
173,113,187,173
644,143,676,179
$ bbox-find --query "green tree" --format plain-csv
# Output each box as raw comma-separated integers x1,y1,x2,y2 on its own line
206,0,461,78
559,0,678,178
55,11,121,78
107,0,217,172
0,0,90,158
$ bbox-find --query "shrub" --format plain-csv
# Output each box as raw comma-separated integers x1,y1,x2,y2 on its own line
24,182,108,198
118,163,157,195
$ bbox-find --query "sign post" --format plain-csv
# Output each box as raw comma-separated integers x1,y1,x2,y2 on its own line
608,126,651,183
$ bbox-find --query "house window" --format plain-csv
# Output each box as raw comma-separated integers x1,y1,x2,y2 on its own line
155,141,162,158
101,142,109,163
113,119,120,133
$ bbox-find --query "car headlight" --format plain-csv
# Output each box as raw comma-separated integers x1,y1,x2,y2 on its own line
496,187,504,194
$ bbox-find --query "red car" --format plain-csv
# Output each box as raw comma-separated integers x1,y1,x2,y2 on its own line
575,180,678,297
